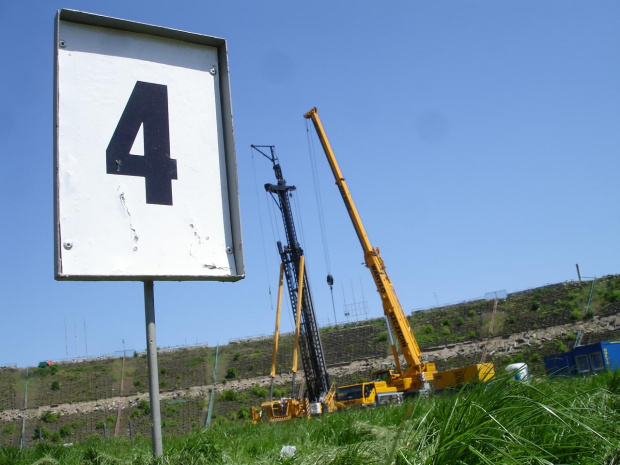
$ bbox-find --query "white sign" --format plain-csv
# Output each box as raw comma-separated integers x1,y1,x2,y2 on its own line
54,10,243,281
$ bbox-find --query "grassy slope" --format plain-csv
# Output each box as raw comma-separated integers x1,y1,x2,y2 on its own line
1,371,619,464
0,275,619,447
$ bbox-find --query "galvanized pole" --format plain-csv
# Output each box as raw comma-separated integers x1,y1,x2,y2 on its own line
20,368,29,449
206,345,219,427
144,281,163,460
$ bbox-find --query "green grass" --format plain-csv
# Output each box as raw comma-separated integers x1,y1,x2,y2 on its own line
2,371,619,464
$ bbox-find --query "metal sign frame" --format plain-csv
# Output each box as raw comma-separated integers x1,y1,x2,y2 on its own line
54,9,244,281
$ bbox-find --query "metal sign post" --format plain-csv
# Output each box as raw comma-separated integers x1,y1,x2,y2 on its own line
144,281,163,457
54,10,243,462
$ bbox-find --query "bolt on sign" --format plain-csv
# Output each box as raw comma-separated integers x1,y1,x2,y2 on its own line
54,10,244,281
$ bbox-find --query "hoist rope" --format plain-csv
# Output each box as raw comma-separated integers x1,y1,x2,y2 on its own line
291,187,307,255
250,147,277,315
305,119,333,274
305,119,338,325
291,190,319,323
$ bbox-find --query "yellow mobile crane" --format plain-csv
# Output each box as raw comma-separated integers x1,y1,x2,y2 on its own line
304,108,494,406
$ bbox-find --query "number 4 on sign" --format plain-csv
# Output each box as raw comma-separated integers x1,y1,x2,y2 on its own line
106,81,178,206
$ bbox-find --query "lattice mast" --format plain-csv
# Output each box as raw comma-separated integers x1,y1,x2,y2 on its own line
253,145,331,403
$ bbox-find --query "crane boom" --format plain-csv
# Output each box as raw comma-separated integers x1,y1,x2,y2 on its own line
304,108,429,378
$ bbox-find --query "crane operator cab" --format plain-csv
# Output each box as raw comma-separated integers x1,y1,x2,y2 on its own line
336,380,403,407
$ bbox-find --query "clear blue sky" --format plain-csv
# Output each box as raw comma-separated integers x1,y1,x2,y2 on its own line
1,1,619,367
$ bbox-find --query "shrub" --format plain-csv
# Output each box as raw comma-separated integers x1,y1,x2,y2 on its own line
559,299,577,312
162,419,178,428
138,399,151,415
220,390,238,402
422,325,434,334
187,357,203,367
32,426,52,440
59,425,72,438
468,309,476,317
585,309,594,319
557,341,568,353
41,411,58,423
226,367,237,379
570,309,580,320
508,315,516,324
233,352,241,361
441,318,451,327
531,300,541,311
529,353,541,362
456,316,464,326
50,365,59,375
605,290,620,302
237,406,250,420
165,404,180,414
251,384,268,398
376,331,389,342
441,327,450,336
133,379,142,387
51,381,60,391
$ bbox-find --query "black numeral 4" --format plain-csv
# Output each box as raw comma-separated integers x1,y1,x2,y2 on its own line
106,81,177,206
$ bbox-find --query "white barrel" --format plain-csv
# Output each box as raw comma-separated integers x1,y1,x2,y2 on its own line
505,363,530,382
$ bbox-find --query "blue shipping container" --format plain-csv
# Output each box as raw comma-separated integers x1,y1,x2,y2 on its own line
544,340,620,377
544,351,574,376
601,340,620,371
